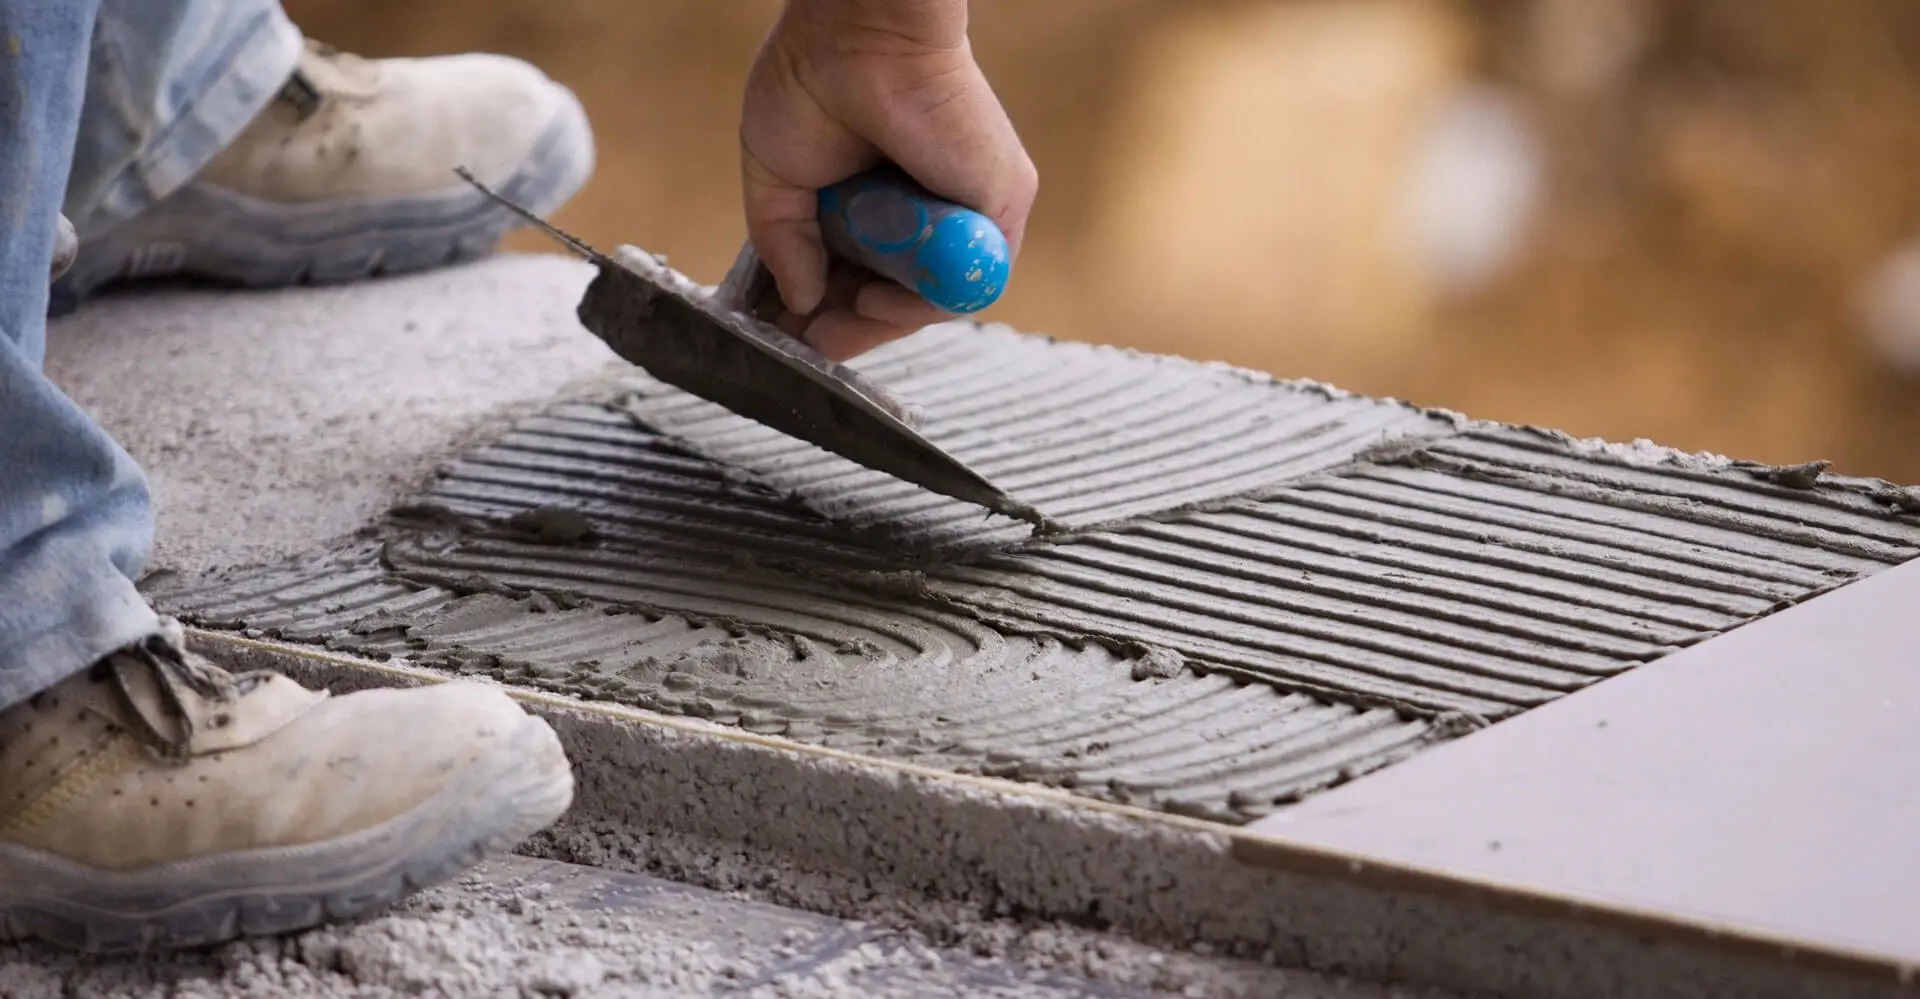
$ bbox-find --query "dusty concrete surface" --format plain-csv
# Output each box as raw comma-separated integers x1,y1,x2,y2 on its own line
44,254,616,576
0,857,1238,998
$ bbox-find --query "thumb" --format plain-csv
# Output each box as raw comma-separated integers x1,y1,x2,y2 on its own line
741,149,829,316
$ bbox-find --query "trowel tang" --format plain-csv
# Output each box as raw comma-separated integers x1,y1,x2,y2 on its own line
818,165,1011,315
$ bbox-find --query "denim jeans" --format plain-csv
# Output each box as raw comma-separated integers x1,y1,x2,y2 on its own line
0,0,300,707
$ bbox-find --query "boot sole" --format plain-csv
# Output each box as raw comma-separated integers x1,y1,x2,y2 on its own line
49,83,594,315
0,709,573,954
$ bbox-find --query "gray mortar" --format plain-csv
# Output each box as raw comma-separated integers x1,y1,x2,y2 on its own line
152,350,1920,820
616,325,1455,553
160,537,1433,822
935,422,1920,715
570,241,1057,530
181,638,1916,999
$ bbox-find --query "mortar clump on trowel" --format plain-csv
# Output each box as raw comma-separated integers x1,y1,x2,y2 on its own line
455,166,1051,532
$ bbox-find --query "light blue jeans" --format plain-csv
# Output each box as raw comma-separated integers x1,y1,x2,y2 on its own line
0,0,302,707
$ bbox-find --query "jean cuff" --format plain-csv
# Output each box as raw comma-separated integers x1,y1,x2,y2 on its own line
81,7,303,237
0,555,159,706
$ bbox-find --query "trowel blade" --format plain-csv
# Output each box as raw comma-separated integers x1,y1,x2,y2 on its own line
453,168,1048,529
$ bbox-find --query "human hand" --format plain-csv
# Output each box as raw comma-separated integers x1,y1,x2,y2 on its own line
740,0,1038,361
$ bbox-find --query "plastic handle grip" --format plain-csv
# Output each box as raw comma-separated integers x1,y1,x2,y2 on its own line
817,165,1012,314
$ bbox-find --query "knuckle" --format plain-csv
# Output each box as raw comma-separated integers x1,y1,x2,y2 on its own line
1014,153,1040,200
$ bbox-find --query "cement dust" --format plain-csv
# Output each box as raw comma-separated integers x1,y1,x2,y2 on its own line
0,875,718,999
525,821,1455,999
0,869,1076,999
0,854,1447,999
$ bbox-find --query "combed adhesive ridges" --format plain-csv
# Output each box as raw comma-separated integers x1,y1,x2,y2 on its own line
930,426,1917,717
619,325,1454,551
152,322,1920,821
162,540,1435,822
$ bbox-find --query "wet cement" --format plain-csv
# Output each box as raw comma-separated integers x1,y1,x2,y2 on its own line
617,325,1451,551
575,242,1055,528
148,324,1920,823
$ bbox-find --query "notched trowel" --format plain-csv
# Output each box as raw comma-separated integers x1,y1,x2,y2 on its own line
456,165,1050,531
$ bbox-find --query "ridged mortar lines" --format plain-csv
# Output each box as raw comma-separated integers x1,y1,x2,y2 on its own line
431,406,891,568
926,426,1920,716
1421,430,1920,558
617,323,1456,551
156,534,1427,820
147,326,1920,823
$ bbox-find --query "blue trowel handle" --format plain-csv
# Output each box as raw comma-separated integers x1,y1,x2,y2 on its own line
817,165,1011,315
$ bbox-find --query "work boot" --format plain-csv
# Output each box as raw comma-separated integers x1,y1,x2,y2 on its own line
0,619,573,953
51,40,594,313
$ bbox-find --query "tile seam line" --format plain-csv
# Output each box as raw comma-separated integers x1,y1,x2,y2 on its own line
188,628,1920,992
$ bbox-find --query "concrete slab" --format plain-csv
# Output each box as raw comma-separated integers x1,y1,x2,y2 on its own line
1247,555,1920,971
0,856,1264,998
33,253,1920,998
191,634,1915,999
44,254,617,575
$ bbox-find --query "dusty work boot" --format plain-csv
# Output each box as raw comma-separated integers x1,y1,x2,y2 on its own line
51,40,594,312
0,619,573,953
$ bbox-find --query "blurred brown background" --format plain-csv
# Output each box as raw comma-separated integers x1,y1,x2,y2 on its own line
285,0,1920,481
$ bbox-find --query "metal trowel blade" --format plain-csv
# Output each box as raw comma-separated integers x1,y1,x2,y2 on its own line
454,168,1048,529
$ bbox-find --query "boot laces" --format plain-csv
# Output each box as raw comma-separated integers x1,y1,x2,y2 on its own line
103,633,247,759
276,40,378,124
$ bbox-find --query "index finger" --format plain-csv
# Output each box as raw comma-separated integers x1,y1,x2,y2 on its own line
741,150,832,318
847,58,1039,259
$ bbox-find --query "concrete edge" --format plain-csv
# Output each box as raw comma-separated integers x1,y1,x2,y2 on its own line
191,629,1918,999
